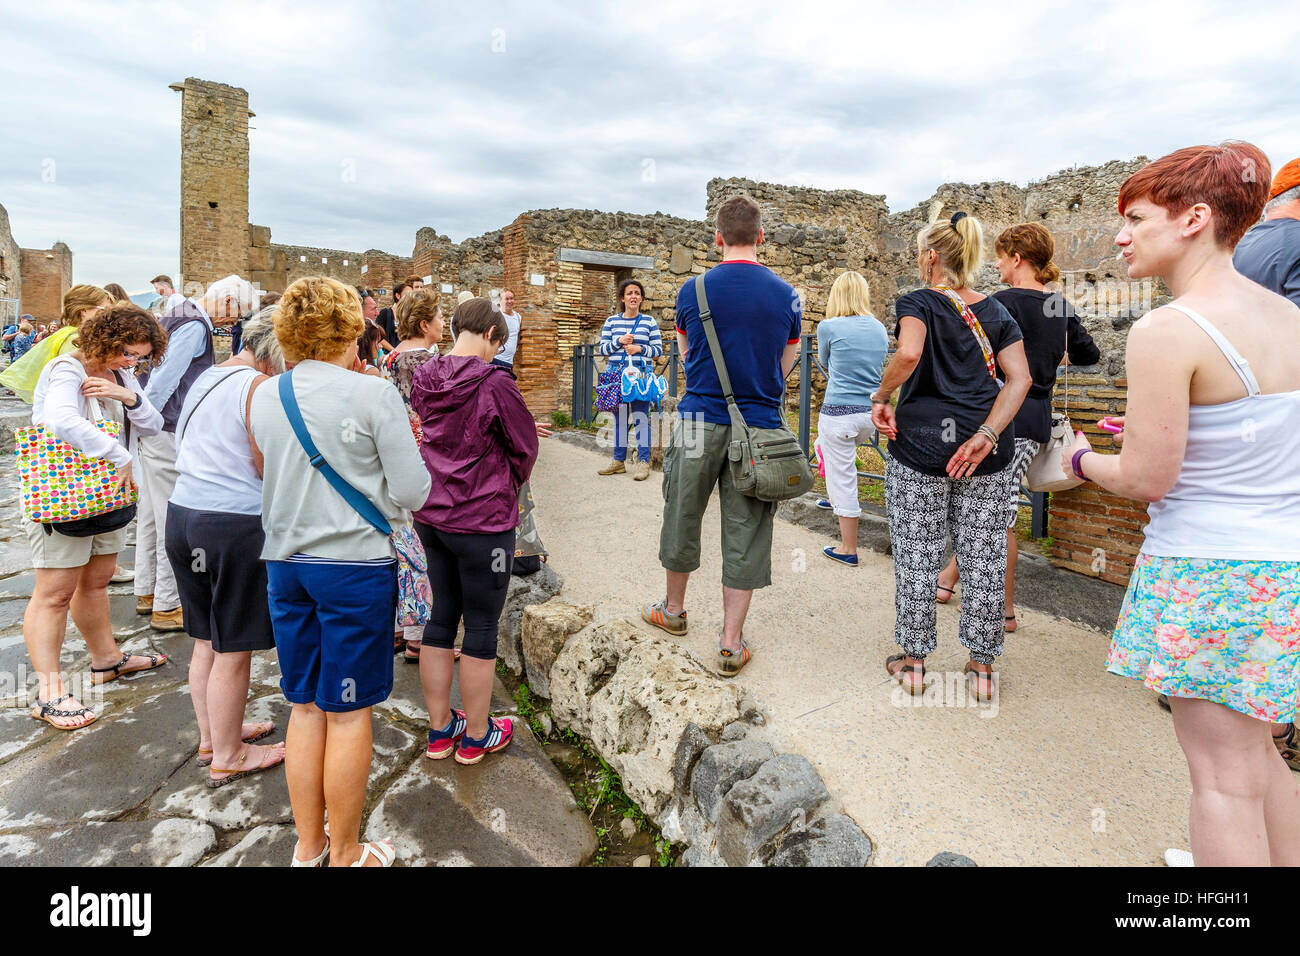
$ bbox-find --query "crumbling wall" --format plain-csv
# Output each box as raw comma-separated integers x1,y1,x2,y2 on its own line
0,202,20,306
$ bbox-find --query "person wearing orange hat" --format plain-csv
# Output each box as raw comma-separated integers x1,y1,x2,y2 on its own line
1234,156,1300,308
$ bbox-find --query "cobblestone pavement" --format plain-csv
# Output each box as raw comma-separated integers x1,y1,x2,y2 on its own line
0,438,596,867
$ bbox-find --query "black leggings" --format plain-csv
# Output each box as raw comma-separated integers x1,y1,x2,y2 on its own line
415,522,515,661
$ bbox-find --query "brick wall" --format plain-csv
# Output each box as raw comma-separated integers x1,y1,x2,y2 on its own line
19,243,72,324
1046,373,1146,586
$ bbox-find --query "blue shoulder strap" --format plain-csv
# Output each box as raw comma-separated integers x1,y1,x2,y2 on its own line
277,369,392,537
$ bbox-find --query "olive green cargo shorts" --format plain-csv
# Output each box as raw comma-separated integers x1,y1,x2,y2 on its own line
659,418,777,591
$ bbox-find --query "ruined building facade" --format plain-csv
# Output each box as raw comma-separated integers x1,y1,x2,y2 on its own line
0,200,74,325
174,77,1154,587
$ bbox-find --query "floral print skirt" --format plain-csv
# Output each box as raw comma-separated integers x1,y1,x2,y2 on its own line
1107,553,1300,723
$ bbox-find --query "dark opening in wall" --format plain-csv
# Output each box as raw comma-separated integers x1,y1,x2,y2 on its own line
208,201,218,209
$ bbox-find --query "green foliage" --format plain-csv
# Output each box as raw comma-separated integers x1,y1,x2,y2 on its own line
512,681,547,739
550,410,572,428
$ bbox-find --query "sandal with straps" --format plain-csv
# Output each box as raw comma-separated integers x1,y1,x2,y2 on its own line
965,661,997,702
717,637,751,677
207,743,286,789
197,722,275,766
886,654,925,695
350,839,396,867
291,836,330,868
91,652,167,685
936,584,956,604
30,693,98,731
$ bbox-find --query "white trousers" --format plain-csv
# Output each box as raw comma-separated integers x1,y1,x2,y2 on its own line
133,431,181,610
816,410,876,518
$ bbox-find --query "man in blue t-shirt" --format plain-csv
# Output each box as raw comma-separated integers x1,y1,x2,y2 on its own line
642,195,801,676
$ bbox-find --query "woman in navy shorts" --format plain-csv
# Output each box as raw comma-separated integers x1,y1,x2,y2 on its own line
251,278,432,867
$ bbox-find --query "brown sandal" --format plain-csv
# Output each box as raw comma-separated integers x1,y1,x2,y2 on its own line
207,743,286,789
197,722,275,765
886,654,925,695
965,661,996,702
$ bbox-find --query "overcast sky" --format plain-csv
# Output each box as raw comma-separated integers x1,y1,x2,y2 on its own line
2,0,1296,291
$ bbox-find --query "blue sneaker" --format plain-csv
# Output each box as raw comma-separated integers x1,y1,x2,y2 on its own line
815,499,833,510
822,547,859,567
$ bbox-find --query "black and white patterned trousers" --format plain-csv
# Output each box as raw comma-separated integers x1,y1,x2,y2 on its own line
885,455,1010,665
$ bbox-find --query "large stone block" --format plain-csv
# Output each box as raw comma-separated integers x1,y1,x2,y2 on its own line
716,754,829,866
246,244,275,273
691,740,774,823
498,565,563,675
550,619,743,817
770,813,872,867
248,224,272,248
520,600,592,699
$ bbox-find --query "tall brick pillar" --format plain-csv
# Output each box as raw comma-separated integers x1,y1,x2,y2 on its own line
172,77,252,293
505,214,560,417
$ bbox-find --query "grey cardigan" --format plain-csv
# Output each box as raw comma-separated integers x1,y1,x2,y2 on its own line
250,360,432,560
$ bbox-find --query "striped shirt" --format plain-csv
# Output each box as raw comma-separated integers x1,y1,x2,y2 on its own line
598,312,663,369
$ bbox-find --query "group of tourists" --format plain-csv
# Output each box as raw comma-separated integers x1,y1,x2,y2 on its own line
8,139,1300,868
9,265,545,866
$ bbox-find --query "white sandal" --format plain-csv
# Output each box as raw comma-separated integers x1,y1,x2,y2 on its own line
291,837,330,868
350,839,396,868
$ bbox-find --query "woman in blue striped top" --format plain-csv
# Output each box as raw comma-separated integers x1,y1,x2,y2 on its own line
596,279,663,480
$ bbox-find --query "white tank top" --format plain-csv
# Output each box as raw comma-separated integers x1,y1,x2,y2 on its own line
1141,303,1300,561
169,366,263,515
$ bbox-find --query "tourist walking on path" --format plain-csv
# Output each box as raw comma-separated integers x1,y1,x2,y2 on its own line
1231,155,1300,768
872,212,1032,700
1,285,112,402
643,195,801,675
385,288,445,662
23,303,169,731
1063,143,1300,866
816,271,889,566
166,308,286,786
250,276,431,867
136,275,256,633
495,288,523,370
935,223,1099,628
411,297,543,764
596,279,663,481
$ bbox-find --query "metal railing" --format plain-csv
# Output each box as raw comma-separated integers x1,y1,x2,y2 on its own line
568,333,1048,537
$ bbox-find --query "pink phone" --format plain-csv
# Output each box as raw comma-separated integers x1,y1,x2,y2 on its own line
1097,417,1123,434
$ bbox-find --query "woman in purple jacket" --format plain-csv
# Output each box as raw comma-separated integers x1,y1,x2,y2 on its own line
411,298,544,765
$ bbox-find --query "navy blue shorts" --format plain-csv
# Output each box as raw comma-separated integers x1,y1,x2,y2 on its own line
266,558,397,713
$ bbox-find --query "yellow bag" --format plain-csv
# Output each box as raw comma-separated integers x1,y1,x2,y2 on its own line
0,326,78,403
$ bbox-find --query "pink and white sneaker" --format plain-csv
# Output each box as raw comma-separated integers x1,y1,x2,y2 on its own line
455,716,514,765
426,709,467,760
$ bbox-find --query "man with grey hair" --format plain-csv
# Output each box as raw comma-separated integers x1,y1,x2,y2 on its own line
1234,156,1300,309
135,274,257,631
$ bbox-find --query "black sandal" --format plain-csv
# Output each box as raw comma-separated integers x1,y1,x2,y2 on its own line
91,652,166,685
964,661,996,702
936,585,955,605
886,654,925,695
31,693,98,731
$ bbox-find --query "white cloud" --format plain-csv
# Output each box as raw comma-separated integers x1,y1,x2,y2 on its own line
0,0,1295,290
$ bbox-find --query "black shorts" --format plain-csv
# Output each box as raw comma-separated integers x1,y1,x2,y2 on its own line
165,503,275,653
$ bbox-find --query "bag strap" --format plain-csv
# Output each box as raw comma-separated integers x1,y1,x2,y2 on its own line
177,367,256,448
934,287,996,378
277,370,392,537
693,274,750,431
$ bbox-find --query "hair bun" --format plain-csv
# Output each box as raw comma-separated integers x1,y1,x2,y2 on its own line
950,211,968,226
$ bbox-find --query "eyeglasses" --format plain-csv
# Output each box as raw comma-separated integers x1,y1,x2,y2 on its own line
120,349,149,362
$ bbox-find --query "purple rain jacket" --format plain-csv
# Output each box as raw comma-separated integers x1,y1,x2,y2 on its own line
410,352,539,533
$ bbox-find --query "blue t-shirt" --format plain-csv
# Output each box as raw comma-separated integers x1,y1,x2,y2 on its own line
674,261,801,428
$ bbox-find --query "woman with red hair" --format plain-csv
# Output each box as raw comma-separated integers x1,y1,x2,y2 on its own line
1064,142,1300,865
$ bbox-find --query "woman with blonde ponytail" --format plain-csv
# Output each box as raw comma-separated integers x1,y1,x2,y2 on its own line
871,211,1032,700
936,222,1100,628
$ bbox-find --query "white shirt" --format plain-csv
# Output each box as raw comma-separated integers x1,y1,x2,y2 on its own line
170,366,264,515
499,310,522,365
31,355,163,468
